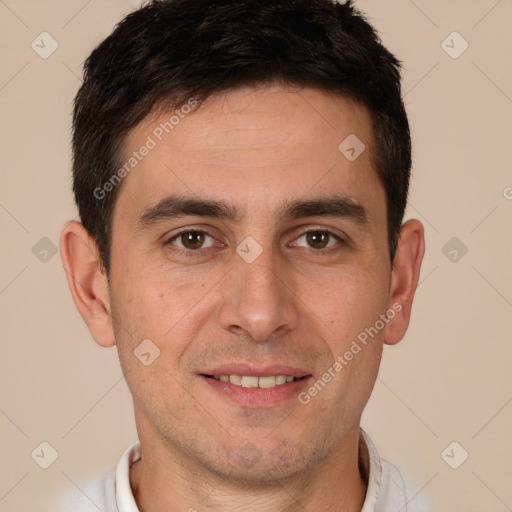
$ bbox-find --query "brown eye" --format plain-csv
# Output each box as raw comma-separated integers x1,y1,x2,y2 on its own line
168,230,215,250
294,230,342,251
181,231,205,249
305,231,330,249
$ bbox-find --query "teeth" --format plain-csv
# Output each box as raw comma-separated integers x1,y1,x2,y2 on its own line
241,376,259,388
216,374,296,388
275,375,287,385
259,376,276,388
229,375,242,385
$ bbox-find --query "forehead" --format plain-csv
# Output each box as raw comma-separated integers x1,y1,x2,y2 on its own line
113,85,384,226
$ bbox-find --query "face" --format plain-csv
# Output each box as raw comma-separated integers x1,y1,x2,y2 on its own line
105,85,396,482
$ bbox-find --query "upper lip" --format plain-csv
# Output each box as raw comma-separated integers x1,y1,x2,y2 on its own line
200,363,311,378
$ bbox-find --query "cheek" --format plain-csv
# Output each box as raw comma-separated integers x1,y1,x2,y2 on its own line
313,275,387,409
109,276,203,408
307,264,390,345
111,265,215,356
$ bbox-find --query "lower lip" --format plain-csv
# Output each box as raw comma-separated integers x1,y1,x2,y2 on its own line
200,375,311,407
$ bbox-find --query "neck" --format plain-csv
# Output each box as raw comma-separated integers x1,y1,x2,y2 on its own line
130,426,368,512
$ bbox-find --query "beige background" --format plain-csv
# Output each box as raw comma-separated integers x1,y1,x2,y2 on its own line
1,1,511,511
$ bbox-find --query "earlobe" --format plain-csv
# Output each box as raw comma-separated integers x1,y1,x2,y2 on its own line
384,219,425,346
59,220,116,348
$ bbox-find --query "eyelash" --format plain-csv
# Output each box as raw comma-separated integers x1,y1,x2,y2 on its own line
164,228,346,258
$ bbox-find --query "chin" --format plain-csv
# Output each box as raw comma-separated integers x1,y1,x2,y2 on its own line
198,435,332,485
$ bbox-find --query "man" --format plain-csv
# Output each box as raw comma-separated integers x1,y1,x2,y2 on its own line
59,0,429,510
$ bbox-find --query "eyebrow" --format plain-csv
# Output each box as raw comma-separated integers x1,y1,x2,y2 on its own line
135,194,368,234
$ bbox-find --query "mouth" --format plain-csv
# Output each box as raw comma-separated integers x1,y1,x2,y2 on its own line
202,374,308,389
199,365,312,407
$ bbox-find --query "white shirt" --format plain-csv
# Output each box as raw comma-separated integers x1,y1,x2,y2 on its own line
55,430,433,511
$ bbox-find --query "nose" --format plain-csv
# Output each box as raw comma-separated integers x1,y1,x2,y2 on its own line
217,245,299,342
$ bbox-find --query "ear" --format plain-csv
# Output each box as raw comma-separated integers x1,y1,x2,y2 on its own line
384,219,425,346
59,220,116,348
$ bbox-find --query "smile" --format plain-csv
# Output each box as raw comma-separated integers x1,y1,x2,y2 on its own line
207,374,297,388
